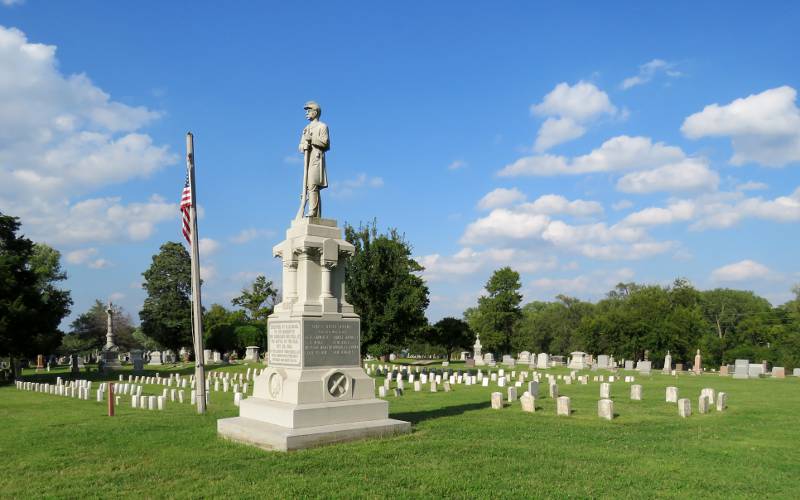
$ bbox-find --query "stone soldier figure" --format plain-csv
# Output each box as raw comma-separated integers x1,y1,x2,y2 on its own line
297,101,329,218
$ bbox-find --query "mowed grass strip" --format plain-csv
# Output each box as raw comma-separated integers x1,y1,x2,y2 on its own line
2,365,799,499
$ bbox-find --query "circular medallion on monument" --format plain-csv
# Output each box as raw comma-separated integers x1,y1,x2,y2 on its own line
268,372,282,399
326,371,349,398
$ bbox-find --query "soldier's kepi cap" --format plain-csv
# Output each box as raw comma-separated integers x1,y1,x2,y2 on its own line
303,100,321,111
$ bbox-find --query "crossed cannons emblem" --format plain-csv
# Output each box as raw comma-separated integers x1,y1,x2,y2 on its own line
326,372,348,398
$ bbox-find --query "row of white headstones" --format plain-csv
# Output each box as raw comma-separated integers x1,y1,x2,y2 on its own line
14,368,268,411
368,365,729,419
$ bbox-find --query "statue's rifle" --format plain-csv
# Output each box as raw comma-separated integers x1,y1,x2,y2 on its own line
295,133,310,220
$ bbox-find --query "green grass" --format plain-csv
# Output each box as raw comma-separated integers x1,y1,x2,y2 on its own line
2,363,799,499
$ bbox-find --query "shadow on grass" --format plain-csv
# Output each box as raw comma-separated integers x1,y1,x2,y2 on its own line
391,401,487,424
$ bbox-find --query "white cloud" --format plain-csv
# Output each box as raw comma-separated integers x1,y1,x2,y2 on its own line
328,173,384,198
499,135,685,177
419,246,558,283
109,292,125,302
9,194,177,245
520,194,603,217
460,206,671,261
621,59,681,90
682,86,800,166
230,228,273,244
530,268,635,295
622,200,696,226
477,187,526,210
533,117,585,152
199,237,220,256
200,264,217,282
691,187,800,230
532,81,617,122
711,260,772,282
1,0,25,6
66,247,98,264
736,181,768,191
616,158,719,193
88,258,110,269
612,200,633,211
447,160,467,171
530,81,617,151
0,26,176,245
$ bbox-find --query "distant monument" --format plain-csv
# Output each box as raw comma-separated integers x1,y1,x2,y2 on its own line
473,334,485,366
100,302,121,372
694,349,702,374
218,102,410,451
662,350,672,374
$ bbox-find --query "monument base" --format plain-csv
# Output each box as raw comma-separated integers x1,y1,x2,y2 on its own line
218,416,410,452
101,351,121,372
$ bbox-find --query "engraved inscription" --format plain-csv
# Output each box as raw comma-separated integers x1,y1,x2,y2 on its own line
303,320,360,367
268,321,301,366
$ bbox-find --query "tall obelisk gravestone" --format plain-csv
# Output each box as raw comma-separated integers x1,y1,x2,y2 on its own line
217,103,410,451
100,302,121,372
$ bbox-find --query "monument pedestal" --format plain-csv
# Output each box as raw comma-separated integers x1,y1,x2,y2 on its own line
218,218,410,451
100,349,121,371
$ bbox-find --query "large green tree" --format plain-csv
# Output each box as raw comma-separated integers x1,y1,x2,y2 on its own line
139,242,192,355
513,295,594,354
0,213,71,377
344,221,430,356
467,267,522,354
231,275,278,325
429,317,474,361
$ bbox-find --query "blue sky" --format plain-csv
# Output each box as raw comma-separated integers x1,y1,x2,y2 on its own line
1,1,799,327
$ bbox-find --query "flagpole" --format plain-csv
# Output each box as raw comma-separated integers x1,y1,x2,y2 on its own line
187,132,207,414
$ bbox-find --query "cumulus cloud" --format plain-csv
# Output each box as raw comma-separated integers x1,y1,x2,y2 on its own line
0,26,176,244
690,187,800,230
616,158,719,193
682,86,800,166
328,173,384,198
530,268,635,295
531,81,617,151
621,59,681,90
419,247,558,283
499,135,685,177
477,187,526,210
447,160,467,171
460,205,672,261
519,194,603,217
66,247,98,265
230,228,273,244
199,238,220,256
711,260,772,282
612,200,633,211
621,200,696,226
735,181,768,191
7,194,177,245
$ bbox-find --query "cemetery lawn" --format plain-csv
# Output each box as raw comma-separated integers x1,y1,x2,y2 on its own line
2,365,799,499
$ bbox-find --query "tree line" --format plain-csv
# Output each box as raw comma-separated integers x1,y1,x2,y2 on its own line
3,209,799,378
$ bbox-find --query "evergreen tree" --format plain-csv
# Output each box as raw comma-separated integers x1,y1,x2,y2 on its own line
468,267,522,354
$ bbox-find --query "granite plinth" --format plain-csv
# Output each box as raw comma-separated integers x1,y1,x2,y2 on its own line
218,416,410,452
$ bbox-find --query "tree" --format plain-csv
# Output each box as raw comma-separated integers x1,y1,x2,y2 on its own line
62,300,136,353
139,242,192,355
344,220,430,356
430,317,474,361
231,275,278,325
468,267,522,354
0,213,71,378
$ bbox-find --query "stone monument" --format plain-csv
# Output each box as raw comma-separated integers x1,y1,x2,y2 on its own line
473,334,485,366
99,302,122,371
131,349,144,372
245,346,261,362
693,349,702,374
218,102,410,451
568,351,588,370
662,350,672,375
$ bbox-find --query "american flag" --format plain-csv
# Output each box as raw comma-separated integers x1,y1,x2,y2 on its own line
180,169,192,245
